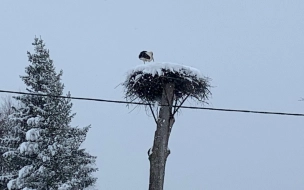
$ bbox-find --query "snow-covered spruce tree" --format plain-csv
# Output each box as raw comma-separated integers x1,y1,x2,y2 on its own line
0,97,19,190
123,63,211,190
1,38,97,190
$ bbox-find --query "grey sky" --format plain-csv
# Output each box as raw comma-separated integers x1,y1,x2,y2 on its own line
1,1,304,189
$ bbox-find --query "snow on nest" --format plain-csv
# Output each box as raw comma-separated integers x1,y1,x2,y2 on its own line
124,62,211,103
127,62,203,78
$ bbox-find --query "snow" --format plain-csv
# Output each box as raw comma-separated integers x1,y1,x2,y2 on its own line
42,155,50,162
127,62,203,78
148,147,153,156
18,165,33,178
48,143,62,156
7,179,16,190
0,174,14,181
2,151,16,158
26,116,41,126
58,183,72,190
19,142,38,155
26,128,40,141
48,145,56,156
38,166,46,173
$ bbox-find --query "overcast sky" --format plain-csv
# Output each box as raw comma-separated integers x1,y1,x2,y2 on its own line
1,1,304,189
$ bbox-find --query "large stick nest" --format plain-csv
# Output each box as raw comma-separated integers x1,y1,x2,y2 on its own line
123,63,211,104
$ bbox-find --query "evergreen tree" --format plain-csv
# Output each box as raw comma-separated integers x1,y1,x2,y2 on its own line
1,38,97,190
0,97,20,190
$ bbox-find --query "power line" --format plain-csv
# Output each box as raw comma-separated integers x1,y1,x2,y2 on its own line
0,89,304,117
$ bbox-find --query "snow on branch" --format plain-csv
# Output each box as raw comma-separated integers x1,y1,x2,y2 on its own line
18,142,38,155
25,128,40,141
2,151,17,158
123,62,211,104
26,116,42,126
18,165,34,179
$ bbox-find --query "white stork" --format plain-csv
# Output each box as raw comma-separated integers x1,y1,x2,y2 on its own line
139,51,154,64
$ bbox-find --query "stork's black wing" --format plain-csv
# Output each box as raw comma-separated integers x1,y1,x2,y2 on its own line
139,51,150,59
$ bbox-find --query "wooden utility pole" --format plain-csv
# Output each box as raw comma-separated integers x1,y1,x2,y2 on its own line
123,62,210,190
148,83,175,190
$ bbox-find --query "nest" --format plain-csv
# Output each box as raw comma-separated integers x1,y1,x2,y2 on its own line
123,64,211,105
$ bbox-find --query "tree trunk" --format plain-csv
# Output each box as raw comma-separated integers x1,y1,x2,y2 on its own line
148,83,175,190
